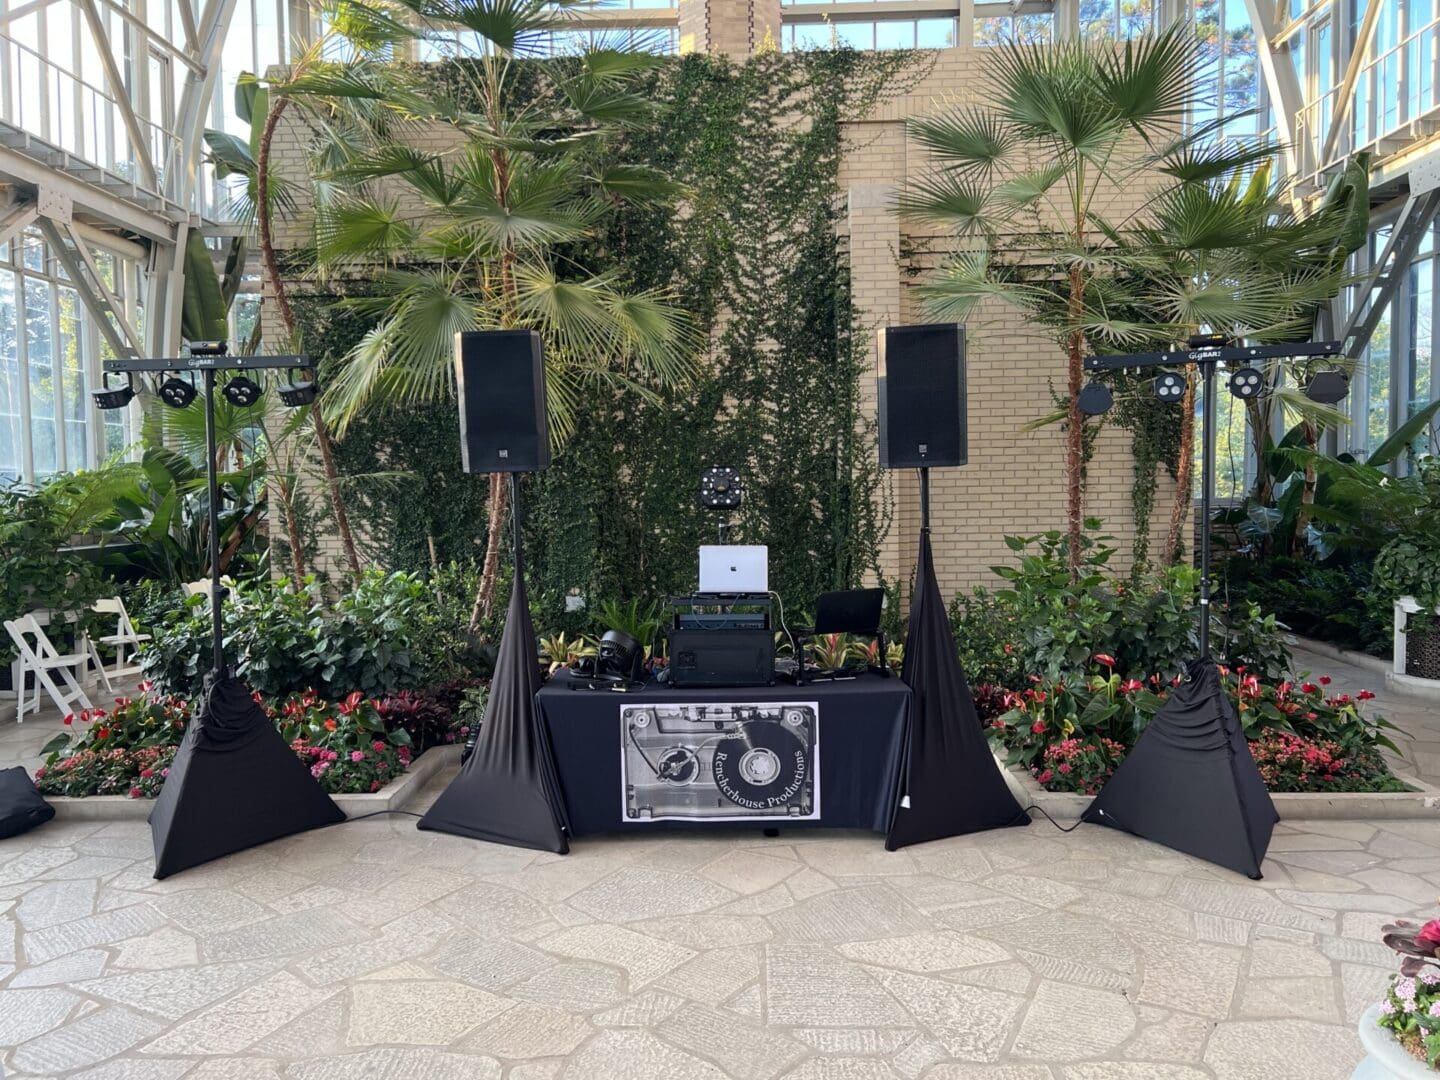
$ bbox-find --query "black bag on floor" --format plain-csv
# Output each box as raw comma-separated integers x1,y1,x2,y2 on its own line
0,765,56,839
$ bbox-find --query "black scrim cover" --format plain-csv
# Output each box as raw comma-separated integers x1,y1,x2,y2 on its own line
149,674,344,879
886,531,1028,849
418,568,569,853
1082,657,1278,878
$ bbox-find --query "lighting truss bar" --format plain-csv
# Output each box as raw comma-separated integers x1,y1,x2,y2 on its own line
1083,341,1343,372
104,355,310,373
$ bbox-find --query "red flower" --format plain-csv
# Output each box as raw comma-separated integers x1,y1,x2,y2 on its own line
1301,682,1317,694
1037,769,1054,783
1357,689,1375,701
139,769,153,779
1057,763,1072,774
97,727,110,739
63,714,73,726
1093,653,1116,668
128,787,143,799
1319,676,1331,686
372,741,386,752
323,719,337,732
1003,643,1015,655
1030,721,1046,735
1416,919,1440,951
1120,679,1143,694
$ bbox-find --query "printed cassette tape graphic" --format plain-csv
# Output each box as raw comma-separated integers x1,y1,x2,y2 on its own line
620,702,820,821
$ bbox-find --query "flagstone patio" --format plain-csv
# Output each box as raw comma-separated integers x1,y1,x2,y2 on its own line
1,754,1436,1079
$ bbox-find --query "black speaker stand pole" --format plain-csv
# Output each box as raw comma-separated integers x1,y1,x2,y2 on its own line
919,466,930,536
202,367,226,678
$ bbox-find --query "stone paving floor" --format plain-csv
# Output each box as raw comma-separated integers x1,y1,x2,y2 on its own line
2,762,1438,1080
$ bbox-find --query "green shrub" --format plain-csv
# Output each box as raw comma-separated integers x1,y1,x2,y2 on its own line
141,570,459,698
0,485,109,664
949,521,1291,687
1220,554,1390,656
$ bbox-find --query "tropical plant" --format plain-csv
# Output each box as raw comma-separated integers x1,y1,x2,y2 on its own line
592,597,665,653
284,2,700,626
0,483,110,663
539,632,595,674
1369,458,1440,634
901,28,1351,572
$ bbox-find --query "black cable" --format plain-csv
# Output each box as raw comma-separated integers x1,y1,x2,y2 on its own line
1017,803,1087,832
334,809,424,824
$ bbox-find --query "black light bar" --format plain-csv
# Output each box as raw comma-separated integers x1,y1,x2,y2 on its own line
103,355,310,373
1084,341,1342,372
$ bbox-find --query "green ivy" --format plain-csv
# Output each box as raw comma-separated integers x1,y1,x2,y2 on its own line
317,50,927,628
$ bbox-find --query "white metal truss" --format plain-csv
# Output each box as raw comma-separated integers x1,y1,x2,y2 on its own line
0,0,243,361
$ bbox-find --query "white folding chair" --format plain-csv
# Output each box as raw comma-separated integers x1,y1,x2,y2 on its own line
182,580,212,598
4,614,95,723
91,597,151,681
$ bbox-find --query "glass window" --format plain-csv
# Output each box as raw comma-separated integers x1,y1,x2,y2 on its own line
0,269,20,482
876,20,916,48
834,21,874,49
1409,258,1434,455
917,17,957,47
25,277,57,477
59,286,88,472
788,22,832,49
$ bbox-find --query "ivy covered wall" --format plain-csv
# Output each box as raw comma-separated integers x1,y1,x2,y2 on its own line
316,50,924,628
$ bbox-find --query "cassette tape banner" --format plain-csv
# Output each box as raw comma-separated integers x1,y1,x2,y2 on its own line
620,702,820,822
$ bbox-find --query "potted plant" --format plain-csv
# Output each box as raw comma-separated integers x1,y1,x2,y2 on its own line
1352,912,1440,1077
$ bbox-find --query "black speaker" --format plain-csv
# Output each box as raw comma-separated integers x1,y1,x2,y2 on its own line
455,329,551,473
877,323,967,469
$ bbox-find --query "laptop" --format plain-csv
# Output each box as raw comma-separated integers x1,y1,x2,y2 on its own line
699,545,768,594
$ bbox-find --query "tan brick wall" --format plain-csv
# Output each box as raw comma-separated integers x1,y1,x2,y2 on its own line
267,45,1186,596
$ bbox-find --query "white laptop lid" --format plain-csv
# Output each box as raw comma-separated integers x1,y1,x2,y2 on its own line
699,545,768,594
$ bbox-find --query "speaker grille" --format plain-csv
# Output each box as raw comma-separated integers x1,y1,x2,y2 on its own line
877,324,966,469
454,329,551,473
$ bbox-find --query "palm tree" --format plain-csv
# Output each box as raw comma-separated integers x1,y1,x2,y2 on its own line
899,27,1290,574
294,2,700,625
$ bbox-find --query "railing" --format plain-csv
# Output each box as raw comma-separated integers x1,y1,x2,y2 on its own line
1295,7,1440,182
0,32,183,203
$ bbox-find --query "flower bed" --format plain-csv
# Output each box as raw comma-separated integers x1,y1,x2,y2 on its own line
31,683,458,799
982,658,1409,795
1374,912,1440,1069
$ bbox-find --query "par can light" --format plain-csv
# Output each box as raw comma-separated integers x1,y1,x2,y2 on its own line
1227,366,1264,400
1154,371,1188,402
92,372,135,411
222,375,264,408
700,465,742,511
1076,381,1114,417
1304,369,1351,405
158,375,198,409
278,369,318,408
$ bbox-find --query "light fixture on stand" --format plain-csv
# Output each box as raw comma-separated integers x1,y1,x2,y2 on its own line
158,374,198,409
92,372,135,411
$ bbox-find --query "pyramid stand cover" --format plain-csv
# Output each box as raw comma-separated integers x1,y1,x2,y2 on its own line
149,674,345,879
886,531,1029,849
1082,657,1278,878
418,566,569,853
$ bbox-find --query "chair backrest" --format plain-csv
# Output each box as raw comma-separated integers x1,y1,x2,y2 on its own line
5,615,52,663
93,596,138,637
182,580,211,598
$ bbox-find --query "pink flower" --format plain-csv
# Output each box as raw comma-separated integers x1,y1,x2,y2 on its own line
161,768,170,778
139,769,153,779
1030,722,1046,735
1057,763,1072,775
350,750,365,763
127,787,143,799
1037,769,1054,783
1093,653,1116,668
1415,919,1440,951
372,741,386,752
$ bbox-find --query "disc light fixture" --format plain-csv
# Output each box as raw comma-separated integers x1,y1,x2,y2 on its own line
92,372,135,411
700,465,742,511
1227,366,1263,400
1154,371,1187,402
158,374,198,409
1304,369,1351,405
1076,382,1114,417
222,375,264,408
278,368,318,408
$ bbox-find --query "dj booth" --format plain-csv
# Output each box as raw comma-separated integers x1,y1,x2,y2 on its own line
537,672,912,836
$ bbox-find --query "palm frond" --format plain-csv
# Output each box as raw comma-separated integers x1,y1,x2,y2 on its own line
907,107,1012,172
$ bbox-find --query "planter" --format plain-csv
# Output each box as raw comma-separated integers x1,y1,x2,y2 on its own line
1353,1003,1438,1079
1395,598,1440,682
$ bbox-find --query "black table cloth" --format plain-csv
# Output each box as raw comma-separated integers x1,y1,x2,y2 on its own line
537,672,912,836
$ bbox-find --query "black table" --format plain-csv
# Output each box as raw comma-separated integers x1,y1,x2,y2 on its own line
537,672,912,836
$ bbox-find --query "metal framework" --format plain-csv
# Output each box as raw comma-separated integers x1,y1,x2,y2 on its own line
0,0,243,361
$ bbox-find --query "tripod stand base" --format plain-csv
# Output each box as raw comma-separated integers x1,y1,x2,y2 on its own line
1081,658,1277,878
149,674,344,879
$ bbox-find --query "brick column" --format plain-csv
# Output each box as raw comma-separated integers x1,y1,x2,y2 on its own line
678,0,783,57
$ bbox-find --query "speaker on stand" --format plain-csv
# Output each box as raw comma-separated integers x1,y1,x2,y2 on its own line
878,323,1028,848
417,329,571,853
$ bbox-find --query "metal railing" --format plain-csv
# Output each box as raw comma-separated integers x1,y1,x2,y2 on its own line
1295,9,1440,182
0,32,182,201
